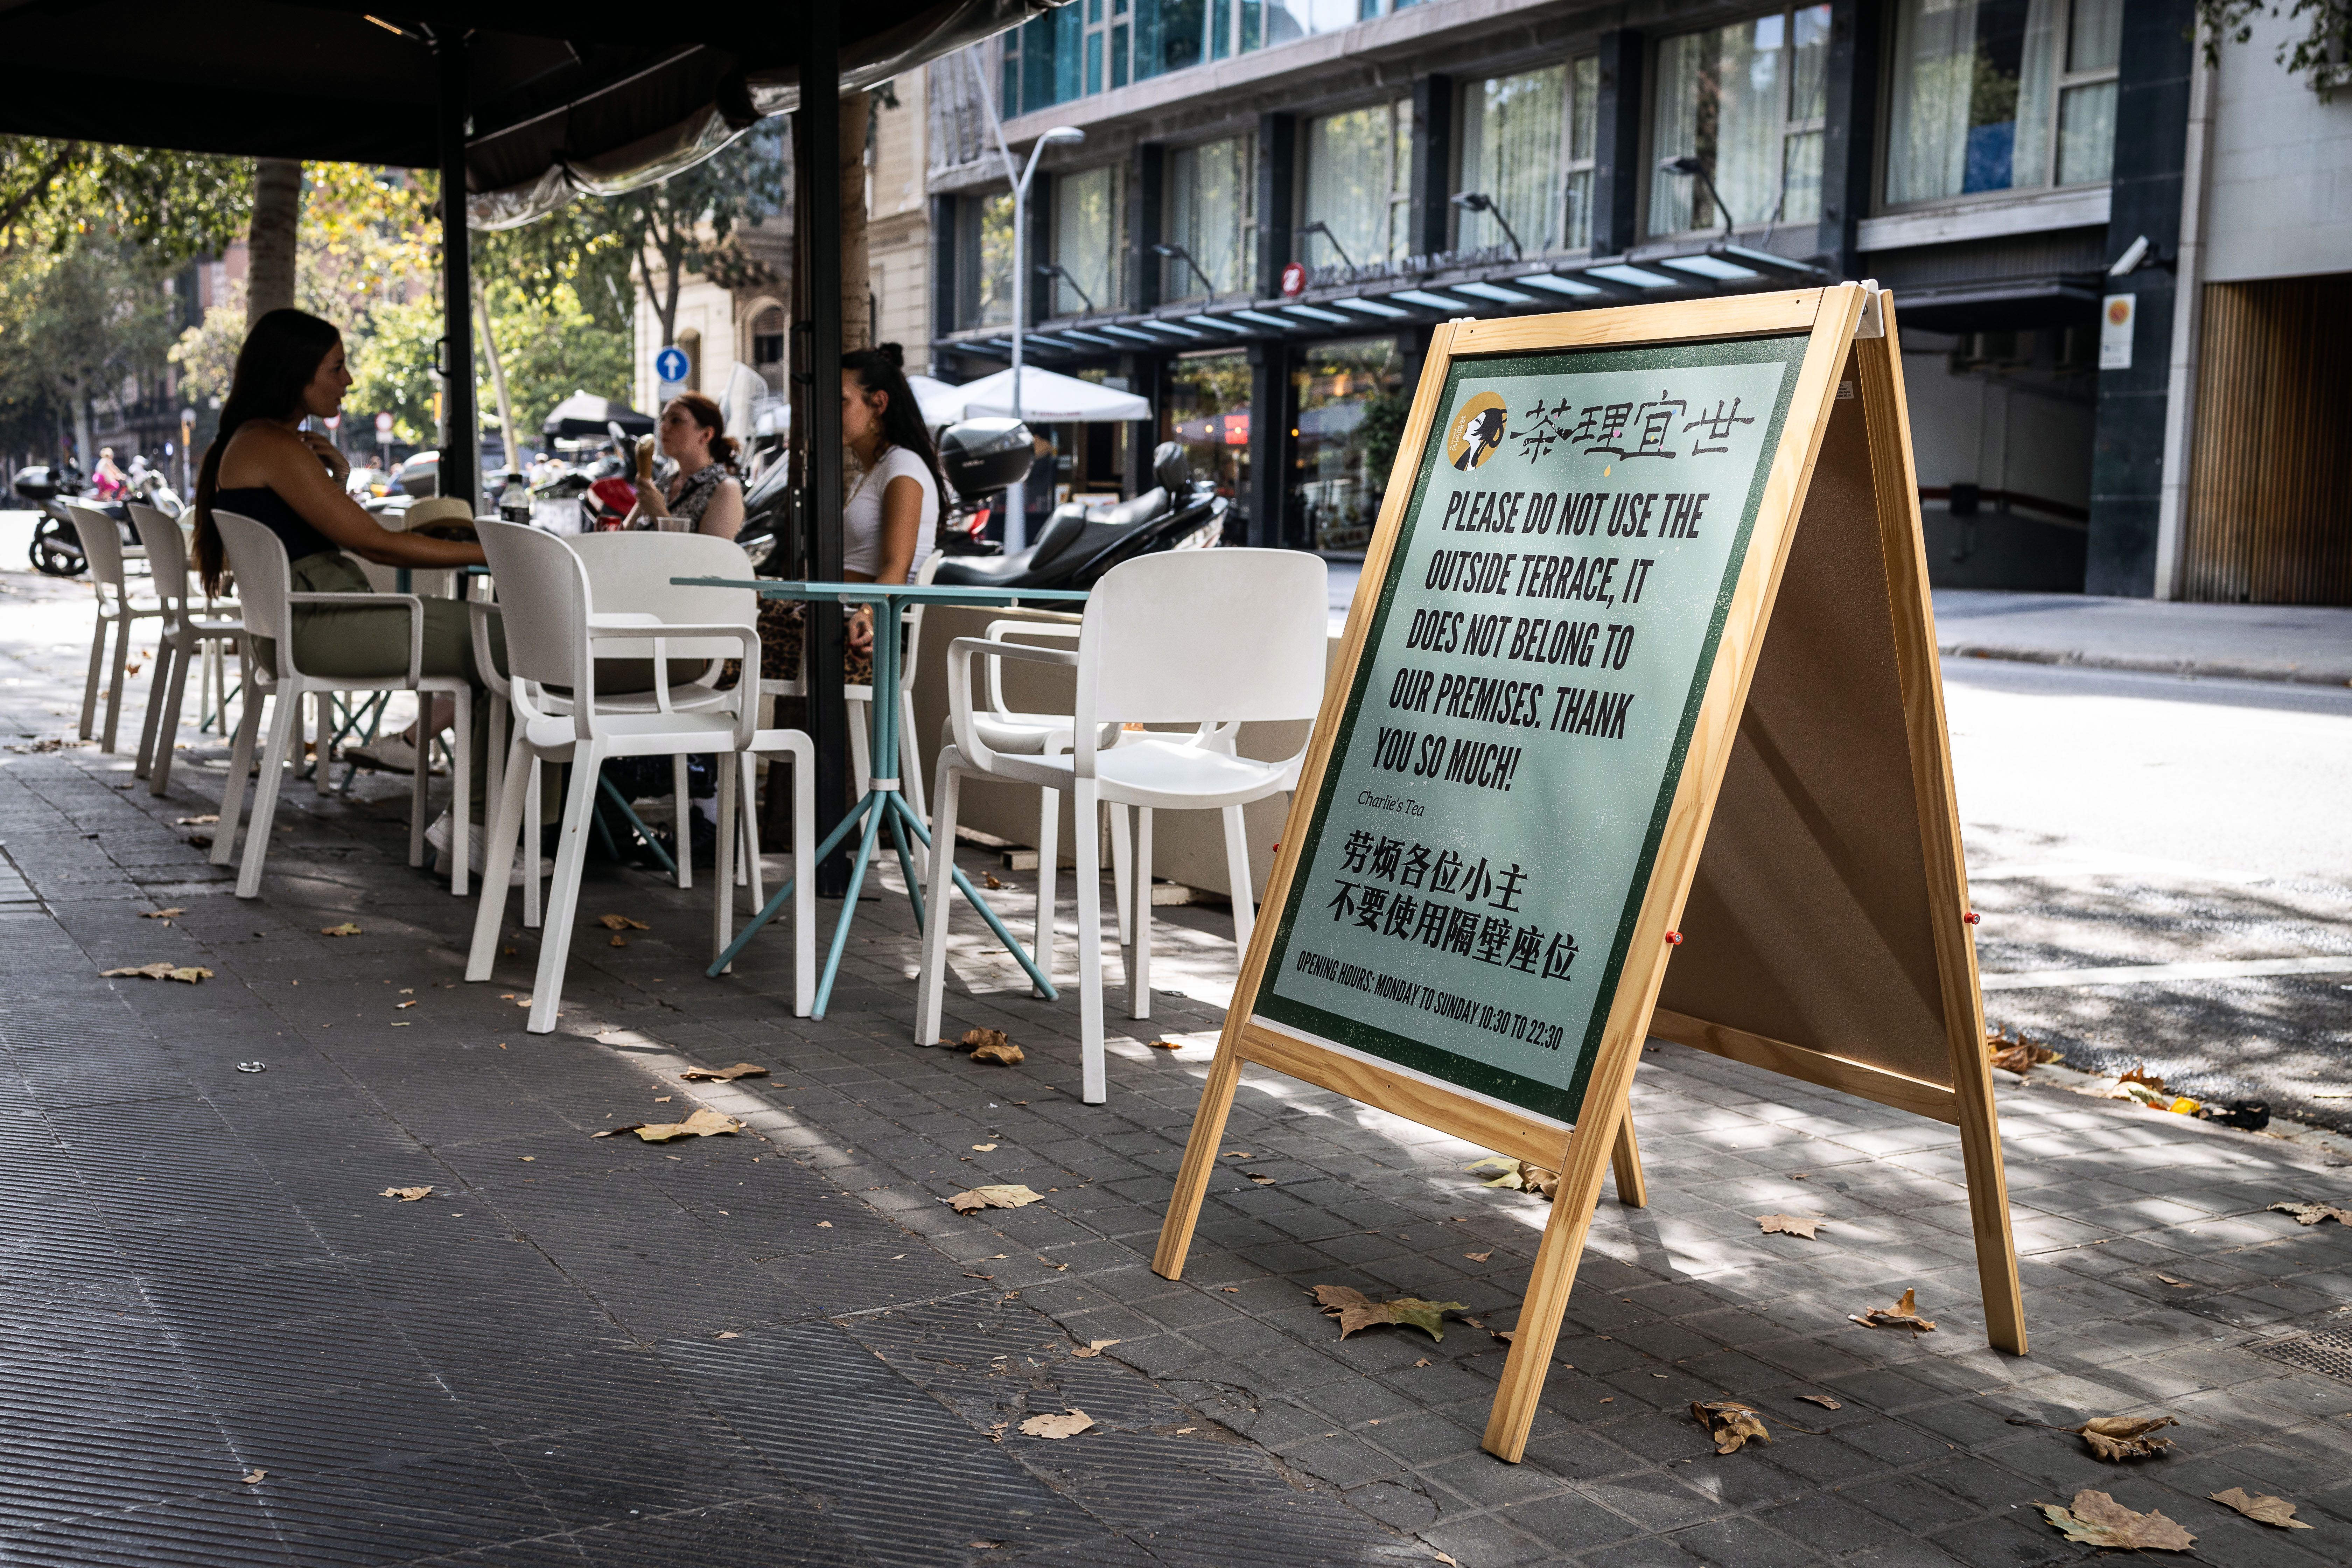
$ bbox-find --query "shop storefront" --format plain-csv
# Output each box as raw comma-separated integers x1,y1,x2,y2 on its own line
1289,338,1406,553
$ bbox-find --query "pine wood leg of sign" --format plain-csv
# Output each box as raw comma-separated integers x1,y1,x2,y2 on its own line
1854,316,2026,1357
1151,1037,1245,1280
1610,1113,1647,1208
1482,1090,1632,1463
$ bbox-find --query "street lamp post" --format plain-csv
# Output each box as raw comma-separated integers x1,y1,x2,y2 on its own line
1006,125,1085,550
1657,155,1737,243
1449,191,1524,260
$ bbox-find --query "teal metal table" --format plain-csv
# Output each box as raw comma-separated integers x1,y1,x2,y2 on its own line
676,578,1090,1016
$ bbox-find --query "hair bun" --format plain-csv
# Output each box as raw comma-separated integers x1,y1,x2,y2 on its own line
875,342,905,369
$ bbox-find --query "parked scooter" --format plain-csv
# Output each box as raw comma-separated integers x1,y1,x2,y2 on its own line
929,440,1225,592
18,463,178,576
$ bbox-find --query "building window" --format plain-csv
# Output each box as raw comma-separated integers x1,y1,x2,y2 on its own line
750,306,786,393
1885,0,2121,206
1292,338,1406,552
1456,59,1598,257
1002,0,1416,111
1165,135,1257,300
1302,101,1413,269
960,192,1016,329
1650,6,1832,238
1051,166,1125,315
1166,351,1253,515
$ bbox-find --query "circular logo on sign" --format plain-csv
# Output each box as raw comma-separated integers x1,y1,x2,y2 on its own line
2106,298,2132,326
1280,261,1307,298
1446,392,1508,471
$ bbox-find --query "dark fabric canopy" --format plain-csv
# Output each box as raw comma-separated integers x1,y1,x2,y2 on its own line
0,0,1049,225
543,391,653,440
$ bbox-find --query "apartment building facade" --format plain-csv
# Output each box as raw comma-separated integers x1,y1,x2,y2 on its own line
922,0,2349,602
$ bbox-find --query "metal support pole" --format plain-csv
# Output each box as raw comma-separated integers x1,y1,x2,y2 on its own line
435,28,478,513
801,2,851,896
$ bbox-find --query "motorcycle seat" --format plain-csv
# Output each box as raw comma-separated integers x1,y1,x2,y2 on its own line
1084,486,1170,527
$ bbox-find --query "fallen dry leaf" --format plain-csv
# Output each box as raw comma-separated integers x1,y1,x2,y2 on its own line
2270,1200,2352,1227
716,1331,740,1340
142,908,184,919
1071,1338,1120,1358
631,1107,742,1143
1757,1214,1824,1239
241,1469,265,1484
972,1142,997,1152
1245,1171,1276,1185
598,914,650,931
1312,1284,1464,1342
2209,1486,2313,1529
970,1039,1025,1066
2036,1490,2195,1551
679,1062,769,1082
1986,1027,2062,1075
1849,1288,1937,1333
1414,1357,1433,1367
1018,1409,1093,1440
1799,1394,1842,1410
1222,1151,1251,1159
321,923,362,937
176,814,217,825
1464,1155,1560,1199
2070,1414,2179,1462
970,1542,1005,1552
2157,1274,2193,1288
1465,1251,1492,1262
983,873,1004,889
102,962,212,984
1692,1399,1772,1454
1490,1329,1517,1344
609,935,627,947
949,1184,1045,1215
591,1124,645,1139
1433,1554,1461,1568
380,1186,433,1202
653,1097,671,1103
1147,1038,1182,1050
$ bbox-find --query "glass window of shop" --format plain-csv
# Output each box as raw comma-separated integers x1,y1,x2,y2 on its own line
1002,0,1429,113
1456,62,1604,257
959,191,1016,330
1164,136,1256,301
1649,6,1832,238
1292,338,1406,553
1051,166,1125,316
1884,0,2120,205
1165,351,1252,519
1302,102,1414,270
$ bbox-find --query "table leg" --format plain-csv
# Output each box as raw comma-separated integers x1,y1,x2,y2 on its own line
706,787,879,978
810,788,887,1016
885,793,925,932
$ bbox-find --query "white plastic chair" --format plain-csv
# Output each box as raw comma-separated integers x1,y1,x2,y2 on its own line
64,503,164,755
126,503,243,797
464,522,813,1031
916,550,1327,1102
210,511,470,898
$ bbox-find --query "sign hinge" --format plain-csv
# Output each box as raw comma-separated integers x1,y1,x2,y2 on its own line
1854,279,1886,340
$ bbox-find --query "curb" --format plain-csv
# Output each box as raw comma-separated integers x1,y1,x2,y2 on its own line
1939,643,2352,688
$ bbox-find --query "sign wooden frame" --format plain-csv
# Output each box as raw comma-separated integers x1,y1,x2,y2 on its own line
1152,284,2023,1464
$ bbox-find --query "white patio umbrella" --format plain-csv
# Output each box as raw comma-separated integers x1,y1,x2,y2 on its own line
947,366,1151,423
905,374,971,427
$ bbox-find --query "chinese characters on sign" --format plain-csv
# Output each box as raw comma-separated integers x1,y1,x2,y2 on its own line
1257,338,1810,1125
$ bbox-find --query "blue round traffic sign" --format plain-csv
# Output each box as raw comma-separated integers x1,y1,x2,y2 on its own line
655,345,690,384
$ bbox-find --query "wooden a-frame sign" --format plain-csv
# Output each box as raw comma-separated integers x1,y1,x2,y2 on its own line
1153,283,2024,1463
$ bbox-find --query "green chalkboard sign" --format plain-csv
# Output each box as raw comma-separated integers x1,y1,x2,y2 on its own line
1255,334,1812,1126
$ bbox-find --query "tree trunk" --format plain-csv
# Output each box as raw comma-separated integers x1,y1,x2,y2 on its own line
470,274,519,477
246,159,302,322
70,386,93,473
840,92,869,352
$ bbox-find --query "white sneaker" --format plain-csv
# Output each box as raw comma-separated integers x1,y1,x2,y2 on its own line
427,810,526,887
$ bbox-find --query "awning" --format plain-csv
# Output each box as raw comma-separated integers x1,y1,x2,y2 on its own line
946,367,1152,422
543,392,654,440
0,1,1059,228
906,374,973,427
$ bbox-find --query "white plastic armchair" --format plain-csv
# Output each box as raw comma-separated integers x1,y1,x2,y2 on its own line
64,502,164,755
210,510,471,898
915,549,1328,1102
464,522,812,1032
126,502,242,796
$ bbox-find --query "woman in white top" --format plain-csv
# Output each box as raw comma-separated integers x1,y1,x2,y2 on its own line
761,343,946,686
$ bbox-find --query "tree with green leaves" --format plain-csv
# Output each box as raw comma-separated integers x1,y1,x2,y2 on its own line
2199,0,2352,100
602,127,787,351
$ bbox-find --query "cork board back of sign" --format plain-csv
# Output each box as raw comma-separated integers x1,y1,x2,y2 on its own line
1655,359,1953,1092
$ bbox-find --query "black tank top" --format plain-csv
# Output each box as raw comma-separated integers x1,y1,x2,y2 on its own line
212,485,338,564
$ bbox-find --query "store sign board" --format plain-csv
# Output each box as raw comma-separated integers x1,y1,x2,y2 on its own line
1256,337,1807,1128
1152,286,2027,1465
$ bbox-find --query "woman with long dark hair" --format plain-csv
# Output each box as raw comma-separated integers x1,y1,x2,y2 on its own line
193,307,500,874
761,343,948,687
